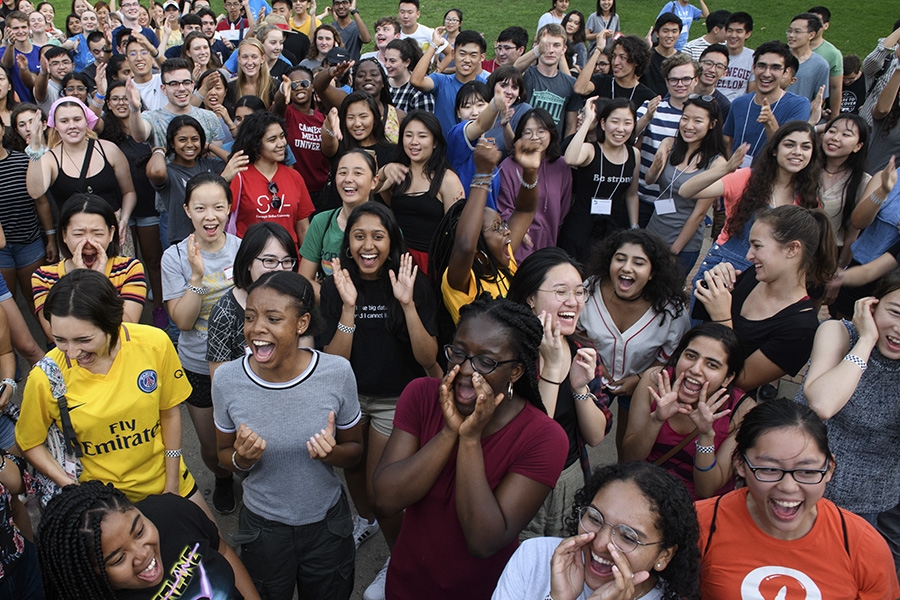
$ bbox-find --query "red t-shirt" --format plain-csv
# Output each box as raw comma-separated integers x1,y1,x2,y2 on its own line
284,105,330,194
229,164,314,245
697,488,900,600
385,377,568,600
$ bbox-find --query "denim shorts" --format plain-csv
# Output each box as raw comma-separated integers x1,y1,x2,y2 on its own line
0,238,45,270
0,273,11,302
128,215,161,228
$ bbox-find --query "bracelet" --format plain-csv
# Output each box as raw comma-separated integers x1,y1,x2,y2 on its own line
45,229,56,235
164,448,182,458
630,223,640,229
843,353,868,373
573,391,596,402
90,97,103,108
322,124,337,137
1,378,16,394
350,8,358,14
336,321,356,334
193,89,205,100
152,148,166,156
429,40,439,50
869,191,887,206
95,92,105,100
694,456,717,471
24,145,47,161
187,284,207,295
539,375,563,385
695,440,715,454
517,169,538,189
232,450,254,472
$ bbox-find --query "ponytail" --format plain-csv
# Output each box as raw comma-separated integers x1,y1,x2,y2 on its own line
755,205,836,285
808,209,837,284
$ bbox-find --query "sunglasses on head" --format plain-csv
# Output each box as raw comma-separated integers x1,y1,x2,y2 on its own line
268,181,281,210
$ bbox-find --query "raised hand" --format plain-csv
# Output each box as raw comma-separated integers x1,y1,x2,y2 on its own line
570,347,598,392
538,311,567,383
643,95,661,120
280,73,291,99
649,371,689,423
233,423,266,467
439,365,464,436
687,384,731,436
307,411,338,460
725,143,750,172
186,233,205,281
878,156,897,195
28,110,45,150
329,59,354,80
380,162,409,187
513,136,542,171
582,95,599,127
550,533,593,600
15,53,28,73
431,26,446,48
331,257,358,308
95,62,108,98
125,76,142,112
809,85,825,125
458,371,503,439
388,253,417,306
473,137,501,173
221,149,249,181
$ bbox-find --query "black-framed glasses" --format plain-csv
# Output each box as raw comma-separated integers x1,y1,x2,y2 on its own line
537,286,590,302
578,506,664,554
290,79,311,90
268,181,281,210
163,78,194,88
444,344,519,375
742,454,830,484
254,256,298,269
666,76,695,86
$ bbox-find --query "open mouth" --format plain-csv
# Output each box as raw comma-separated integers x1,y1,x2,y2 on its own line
681,375,703,396
251,339,276,362
617,276,634,292
589,551,614,578
454,379,477,407
81,251,98,267
770,498,802,521
136,556,162,583
203,223,219,237
557,311,577,327
359,252,378,268
885,335,900,353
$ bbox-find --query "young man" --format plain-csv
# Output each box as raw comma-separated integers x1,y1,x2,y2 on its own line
636,53,697,226
385,38,434,113
126,35,167,110
808,6,844,117
716,11,753,101
161,13,202,59
658,0,709,50
330,0,370,62
696,43,731,120
682,9,730,60
841,54,865,115
722,41,811,165
0,11,40,103
290,0,320,38
34,46,73,113
360,16,400,66
785,12,830,102
80,31,111,88
575,34,656,108
483,26,527,73
410,29,487,134
397,0,432,51
216,0,256,45
513,23,582,138
112,0,160,55
197,7,233,64
642,12,683,96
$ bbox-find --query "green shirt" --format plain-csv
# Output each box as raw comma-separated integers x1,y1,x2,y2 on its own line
813,39,844,77
298,208,343,277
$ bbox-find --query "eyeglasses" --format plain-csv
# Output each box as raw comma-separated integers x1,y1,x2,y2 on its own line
538,286,590,302
444,17,459,23
108,95,129,104
494,44,517,52
755,62,785,74
666,76,695,86
482,220,509,234
444,344,519,375
64,85,87,93
699,59,727,73
785,28,809,36
128,50,151,58
163,79,194,88
255,256,298,269
268,181,281,210
578,506,664,554
290,79,311,90
522,129,549,140
742,454,830,484
49,59,72,67
224,2,240,7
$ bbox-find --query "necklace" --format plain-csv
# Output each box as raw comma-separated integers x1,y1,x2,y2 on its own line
823,164,847,177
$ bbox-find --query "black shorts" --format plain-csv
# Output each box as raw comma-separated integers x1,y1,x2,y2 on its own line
184,369,213,409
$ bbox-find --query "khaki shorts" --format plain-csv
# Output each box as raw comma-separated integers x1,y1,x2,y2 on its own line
521,459,586,540
357,393,400,437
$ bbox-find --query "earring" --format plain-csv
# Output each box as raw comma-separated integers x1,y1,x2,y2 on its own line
506,381,513,400
345,247,353,259
656,563,662,569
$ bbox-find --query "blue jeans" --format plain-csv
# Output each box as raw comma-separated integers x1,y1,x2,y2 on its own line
690,241,753,325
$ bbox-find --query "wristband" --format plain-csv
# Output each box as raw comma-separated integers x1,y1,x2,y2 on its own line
152,148,166,156
164,448,182,458
0,378,16,394
694,456,717,471
187,284,207,295
843,353,868,373
336,321,356,334
573,391,596,403
429,41,439,50
695,441,715,454
350,8,358,14
25,145,47,161
869,191,887,206
517,169,538,189
232,450,254,472
94,92,105,100
194,89,205,100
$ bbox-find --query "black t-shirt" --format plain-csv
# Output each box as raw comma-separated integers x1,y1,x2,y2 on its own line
841,75,867,114
283,31,310,66
319,273,438,396
555,340,583,468
571,141,635,224
640,49,669,97
587,73,657,109
694,269,818,376
116,494,240,600
269,59,293,80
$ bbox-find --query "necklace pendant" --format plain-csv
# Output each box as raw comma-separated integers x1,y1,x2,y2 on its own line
86,185,93,193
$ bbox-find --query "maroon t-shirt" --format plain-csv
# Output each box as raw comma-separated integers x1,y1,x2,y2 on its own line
284,105,330,193
229,164,315,245
385,377,568,600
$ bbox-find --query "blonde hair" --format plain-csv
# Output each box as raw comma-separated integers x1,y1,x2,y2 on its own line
236,38,273,106
47,102,98,147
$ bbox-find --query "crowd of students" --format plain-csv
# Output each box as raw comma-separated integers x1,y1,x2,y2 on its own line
0,0,896,597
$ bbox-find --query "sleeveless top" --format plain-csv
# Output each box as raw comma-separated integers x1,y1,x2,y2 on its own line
572,142,635,228
391,188,444,252
49,139,121,211
646,158,722,253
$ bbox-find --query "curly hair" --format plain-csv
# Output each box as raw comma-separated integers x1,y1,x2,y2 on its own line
725,121,821,240
565,462,701,600
611,35,651,78
230,110,285,165
38,481,134,600
585,229,687,321
457,294,545,412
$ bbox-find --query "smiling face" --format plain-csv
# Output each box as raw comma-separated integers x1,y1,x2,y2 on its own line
202,75,225,107
200,14,216,37
673,335,734,403
126,42,153,76
53,104,87,144
99,509,163,590
454,42,484,77
443,10,460,33
188,36,211,67
172,124,201,164
315,28,335,56
656,22,681,50
383,48,407,78
872,289,900,359
72,0,88,15
494,78,519,106
746,221,793,283
821,118,862,161
374,23,397,49
699,51,727,86
600,107,634,147
397,2,418,28
79,8,97,31
725,22,750,51
737,427,832,541
354,60,383,97
9,17,31,42
679,103,714,145
786,19,814,50
775,130,813,174
520,116,551,156
258,124,287,165
609,242,651,301
262,29,284,61
665,62,696,102
528,263,585,335
51,314,114,368
0,68,11,97
610,46,634,80
457,93,488,122
238,44,262,77
345,100,375,143
162,68,194,108
494,39,521,66
184,182,229,242
245,285,310,368
334,153,376,207
287,69,312,106
349,212,390,279
29,11,46,34
753,52,787,95
108,87,130,118
249,236,295,282
63,211,113,269
580,480,673,592
47,52,74,82
402,118,434,164
137,5,149,26
39,2,53,24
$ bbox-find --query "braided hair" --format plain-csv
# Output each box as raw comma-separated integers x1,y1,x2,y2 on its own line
457,294,546,413
38,481,134,600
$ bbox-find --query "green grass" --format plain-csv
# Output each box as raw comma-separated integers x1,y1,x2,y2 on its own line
51,0,894,59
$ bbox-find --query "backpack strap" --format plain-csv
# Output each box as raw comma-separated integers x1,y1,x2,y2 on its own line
838,506,850,556
703,494,724,557
36,356,82,458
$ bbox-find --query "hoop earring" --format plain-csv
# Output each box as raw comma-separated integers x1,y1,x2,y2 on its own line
345,247,353,259
507,381,513,401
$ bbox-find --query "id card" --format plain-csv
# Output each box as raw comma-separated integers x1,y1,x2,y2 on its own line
223,265,234,282
740,153,754,169
591,197,612,215
655,198,676,215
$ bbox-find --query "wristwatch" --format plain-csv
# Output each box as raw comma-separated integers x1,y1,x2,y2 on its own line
350,8,358,14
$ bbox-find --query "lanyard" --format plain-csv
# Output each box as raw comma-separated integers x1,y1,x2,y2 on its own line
613,78,637,102
740,94,782,156
593,143,628,200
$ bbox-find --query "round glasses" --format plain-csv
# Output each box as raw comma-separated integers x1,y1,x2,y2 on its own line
578,506,664,553
537,287,590,302
742,454,830,484
254,256,298,269
444,344,518,375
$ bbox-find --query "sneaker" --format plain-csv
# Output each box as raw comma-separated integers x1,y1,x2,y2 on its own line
152,306,169,330
353,515,380,549
213,476,235,514
363,557,389,600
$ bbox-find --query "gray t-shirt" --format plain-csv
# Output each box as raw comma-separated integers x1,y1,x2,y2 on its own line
161,233,240,374
332,19,361,61
786,52,830,101
867,117,900,174
523,66,582,137
153,157,226,244
586,12,619,35
212,351,361,525
142,105,224,148
646,160,718,253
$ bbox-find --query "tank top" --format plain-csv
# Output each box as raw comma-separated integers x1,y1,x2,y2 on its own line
391,189,444,252
49,139,122,211
572,141,635,228
646,159,721,253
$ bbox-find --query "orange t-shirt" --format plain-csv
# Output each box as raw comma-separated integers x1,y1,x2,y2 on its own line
697,488,900,600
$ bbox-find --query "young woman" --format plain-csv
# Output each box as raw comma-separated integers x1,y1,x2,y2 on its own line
646,95,727,276
38,480,259,600
207,222,299,376
560,97,640,262
64,13,80,38
497,107,572,262
192,68,234,143
256,23,291,81
230,38,275,106
624,323,753,499
299,23,341,71
321,202,439,568
696,399,900,599
372,295,569,600
313,57,404,143
0,67,17,128
693,205,836,393
106,54,132,86
32,194,146,340
377,110,465,273
435,8,462,72
182,30,221,78
429,138,540,324
586,0,619,42
214,270,363,600
579,229,690,458
224,94,267,140
2,103,41,152
16,270,200,507
506,247,612,538
493,462,701,600
678,121,822,288
537,0,569,32
561,10,587,71
60,73,98,120
384,38,434,115
161,172,242,515
229,111,314,247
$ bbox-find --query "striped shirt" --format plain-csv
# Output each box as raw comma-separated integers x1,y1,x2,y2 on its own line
0,151,41,244
637,98,684,205
32,256,147,315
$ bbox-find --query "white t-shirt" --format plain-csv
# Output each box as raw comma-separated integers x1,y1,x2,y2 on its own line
716,47,754,102
134,73,166,112
400,23,434,52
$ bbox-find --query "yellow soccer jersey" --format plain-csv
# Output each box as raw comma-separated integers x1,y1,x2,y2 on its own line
16,323,194,502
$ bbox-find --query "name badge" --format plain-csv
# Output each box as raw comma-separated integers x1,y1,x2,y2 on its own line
655,198,676,215
740,153,754,169
223,265,234,282
591,197,612,215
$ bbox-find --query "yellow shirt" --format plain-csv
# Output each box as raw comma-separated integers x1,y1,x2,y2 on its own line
291,15,321,38
441,254,518,323
16,324,194,502
32,256,147,316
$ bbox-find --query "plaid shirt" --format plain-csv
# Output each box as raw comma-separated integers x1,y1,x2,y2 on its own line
390,81,435,114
